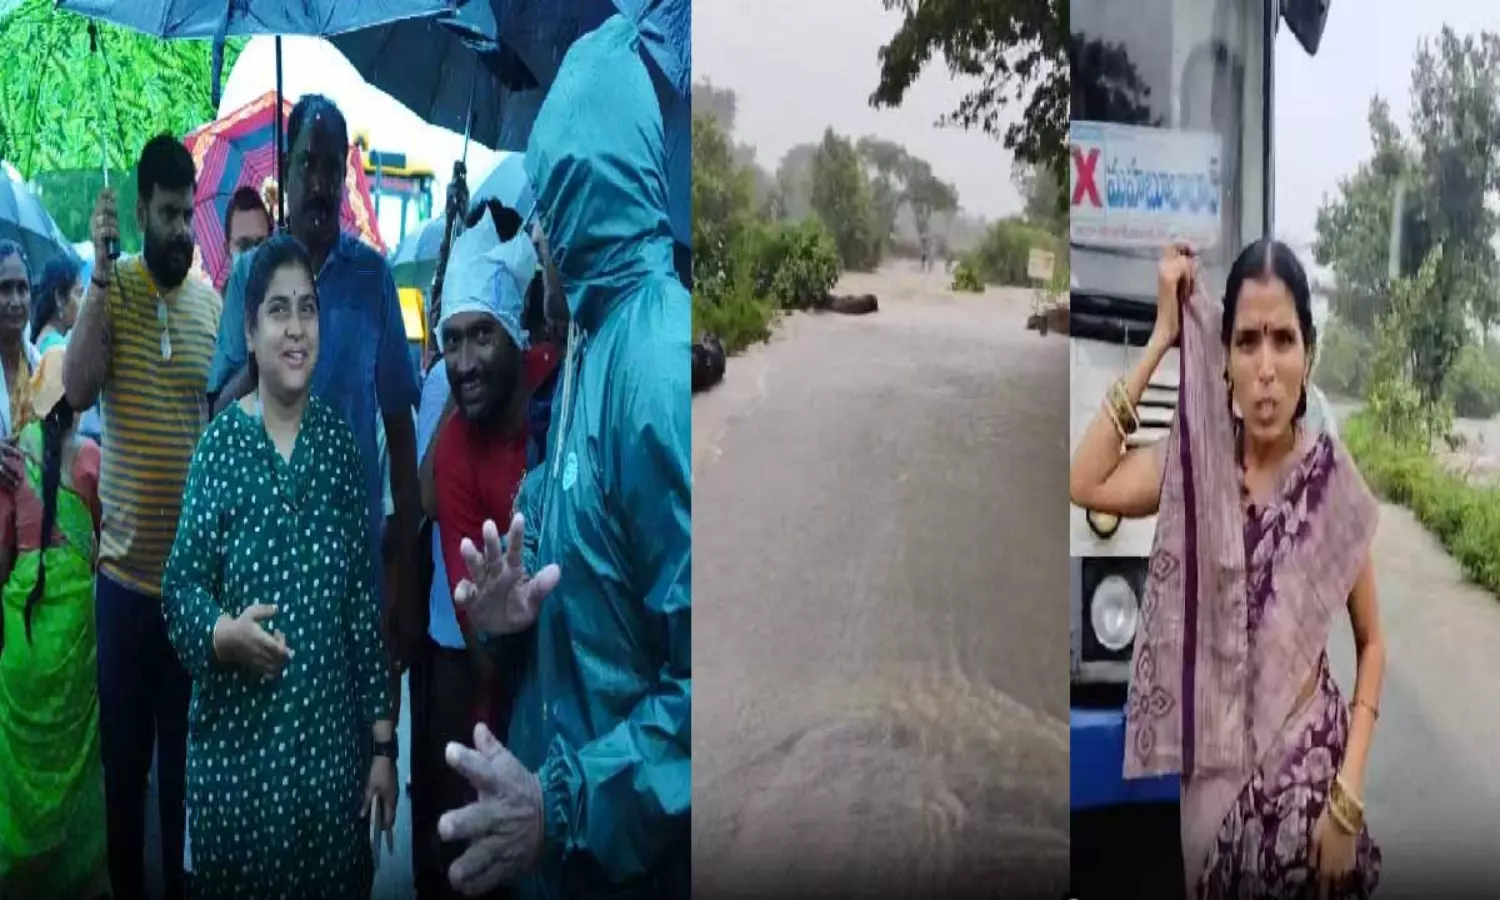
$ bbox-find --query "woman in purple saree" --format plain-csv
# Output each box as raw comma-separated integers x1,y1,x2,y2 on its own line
1070,239,1386,899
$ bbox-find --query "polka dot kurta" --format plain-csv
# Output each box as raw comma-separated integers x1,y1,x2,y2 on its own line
162,398,392,900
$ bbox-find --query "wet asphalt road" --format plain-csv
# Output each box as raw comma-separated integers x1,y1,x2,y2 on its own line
1325,502,1500,897
692,264,1071,898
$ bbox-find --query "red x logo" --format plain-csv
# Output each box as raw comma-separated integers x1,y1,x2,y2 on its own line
1072,146,1102,207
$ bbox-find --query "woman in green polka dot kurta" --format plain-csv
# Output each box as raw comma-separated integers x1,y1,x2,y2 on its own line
162,237,394,899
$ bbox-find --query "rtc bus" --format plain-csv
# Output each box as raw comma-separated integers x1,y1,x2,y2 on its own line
1067,0,1331,893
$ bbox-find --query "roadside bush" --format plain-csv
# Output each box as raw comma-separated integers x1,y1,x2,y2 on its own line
750,218,840,310
951,261,983,293
969,218,1066,287
692,266,775,354
1446,341,1500,420
1344,411,1500,593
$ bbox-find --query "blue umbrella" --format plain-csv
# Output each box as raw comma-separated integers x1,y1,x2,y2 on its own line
54,0,455,39
0,178,80,279
389,152,532,288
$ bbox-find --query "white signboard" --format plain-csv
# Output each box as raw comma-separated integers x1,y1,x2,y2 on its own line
1027,248,1056,283
1069,121,1223,251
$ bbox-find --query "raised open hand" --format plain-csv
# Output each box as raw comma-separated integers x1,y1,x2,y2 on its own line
452,515,560,635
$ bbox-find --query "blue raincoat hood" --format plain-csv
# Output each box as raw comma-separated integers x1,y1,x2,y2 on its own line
506,11,691,899
524,13,677,333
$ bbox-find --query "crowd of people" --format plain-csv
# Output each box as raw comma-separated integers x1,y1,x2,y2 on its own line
0,12,689,900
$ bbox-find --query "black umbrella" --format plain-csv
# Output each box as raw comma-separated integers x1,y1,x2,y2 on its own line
0,176,81,278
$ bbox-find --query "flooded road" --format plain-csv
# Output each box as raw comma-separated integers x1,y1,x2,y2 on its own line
1317,401,1500,894
692,263,1071,898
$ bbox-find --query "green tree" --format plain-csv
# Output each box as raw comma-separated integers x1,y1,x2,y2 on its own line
855,136,909,243
692,78,739,134
902,157,958,240
1316,28,1500,410
1312,97,1410,336
0,2,245,177
810,128,880,271
773,142,818,222
871,0,1067,174
1011,159,1065,235
692,113,756,298
1408,29,1500,353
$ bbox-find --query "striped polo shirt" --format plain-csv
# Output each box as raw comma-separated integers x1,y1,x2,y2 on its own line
98,256,221,597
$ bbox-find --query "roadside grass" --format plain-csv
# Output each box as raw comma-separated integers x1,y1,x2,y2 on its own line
1344,412,1500,593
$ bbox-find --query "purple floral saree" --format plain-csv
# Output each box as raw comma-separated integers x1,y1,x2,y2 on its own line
1122,287,1382,898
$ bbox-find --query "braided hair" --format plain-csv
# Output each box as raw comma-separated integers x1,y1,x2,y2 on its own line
0,395,75,654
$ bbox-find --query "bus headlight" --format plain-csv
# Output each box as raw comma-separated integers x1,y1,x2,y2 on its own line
1089,574,1139,652
1085,508,1121,538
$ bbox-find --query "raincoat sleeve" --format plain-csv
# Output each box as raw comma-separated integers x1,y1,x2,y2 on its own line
162,422,229,679
207,252,251,394
537,327,691,885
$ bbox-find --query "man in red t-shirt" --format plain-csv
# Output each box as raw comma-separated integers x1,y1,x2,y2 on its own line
423,208,558,900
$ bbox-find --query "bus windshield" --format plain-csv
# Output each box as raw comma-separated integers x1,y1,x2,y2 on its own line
1070,0,1261,303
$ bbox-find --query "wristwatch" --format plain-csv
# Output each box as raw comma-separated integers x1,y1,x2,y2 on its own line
373,738,398,762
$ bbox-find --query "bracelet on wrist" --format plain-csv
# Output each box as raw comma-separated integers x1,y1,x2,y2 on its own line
373,737,399,762
1327,774,1364,834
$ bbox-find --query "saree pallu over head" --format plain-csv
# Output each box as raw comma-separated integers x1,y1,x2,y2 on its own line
1123,287,1378,780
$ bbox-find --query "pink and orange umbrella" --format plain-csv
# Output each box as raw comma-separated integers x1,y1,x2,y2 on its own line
183,90,386,289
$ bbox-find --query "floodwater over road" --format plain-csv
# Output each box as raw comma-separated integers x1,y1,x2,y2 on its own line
693,263,1071,898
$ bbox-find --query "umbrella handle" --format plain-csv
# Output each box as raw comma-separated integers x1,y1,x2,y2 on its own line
427,161,470,352
89,21,120,262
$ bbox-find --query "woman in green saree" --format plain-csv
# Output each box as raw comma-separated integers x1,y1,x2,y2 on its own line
0,346,107,899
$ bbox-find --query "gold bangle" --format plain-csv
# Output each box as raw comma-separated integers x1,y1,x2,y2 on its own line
1102,396,1128,441
1351,698,1379,720
1327,775,1364,834
1327,800,1360,835
1108,380,1139,435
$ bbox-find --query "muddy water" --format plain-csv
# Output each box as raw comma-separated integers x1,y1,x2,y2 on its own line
693,263,1071,898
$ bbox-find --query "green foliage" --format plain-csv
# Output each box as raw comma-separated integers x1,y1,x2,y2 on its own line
691,113,757,302
1345,411,1500,593
1011,159,1065,236
0,2,245,179
870,0,1067,175
1445,341,1500,419
853,136,960,246
692,103,845,354
1313,316,1375,400
692,267,775,354
951,260,982,293
967,217,1065,287
1312,98,1409,335
810,128,881,271
1315,28,1500,409
748,218,840,311
772,142,818,223
1364,249,1453,448
691,78,739,133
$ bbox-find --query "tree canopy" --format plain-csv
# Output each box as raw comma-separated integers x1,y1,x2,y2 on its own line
870,0,1067,176
1315,26,1500,413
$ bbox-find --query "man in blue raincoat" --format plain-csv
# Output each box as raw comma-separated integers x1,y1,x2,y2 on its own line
435,12,691,900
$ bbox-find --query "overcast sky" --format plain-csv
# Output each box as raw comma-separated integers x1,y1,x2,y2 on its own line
1273,1,1498,248
691,0,1024,220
